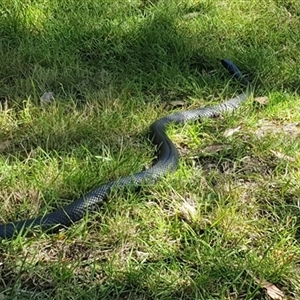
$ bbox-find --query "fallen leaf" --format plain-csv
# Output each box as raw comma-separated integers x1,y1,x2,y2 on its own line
136,250,150,262
254,96,269,106
202,143,231,154
247,271,285,300
177,200,198,222
270,150,295,162
223,126,241,137
260,280,285,300
169,100,185,107
40,92,54,104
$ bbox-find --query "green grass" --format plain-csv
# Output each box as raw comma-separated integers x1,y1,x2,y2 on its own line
0,0,300,299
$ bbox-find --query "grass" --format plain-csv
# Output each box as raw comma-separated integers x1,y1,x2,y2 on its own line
0,0,300,299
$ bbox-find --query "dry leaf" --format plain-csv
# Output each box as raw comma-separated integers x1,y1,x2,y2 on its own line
178,201,197,222
202,143,231,154
247,271,285,300
270,150,295,162
260,280,284,300
135,250,150,262
254,96,269,106
223,126,241,137
40,91,54,104
169,100,185,107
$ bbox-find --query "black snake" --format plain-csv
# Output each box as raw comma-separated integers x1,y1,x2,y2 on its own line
0,59,252,239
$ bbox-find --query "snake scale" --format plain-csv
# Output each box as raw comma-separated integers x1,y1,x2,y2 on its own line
0,59,252,239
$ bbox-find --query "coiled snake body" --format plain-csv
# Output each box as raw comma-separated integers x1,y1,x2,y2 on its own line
0,59,252,239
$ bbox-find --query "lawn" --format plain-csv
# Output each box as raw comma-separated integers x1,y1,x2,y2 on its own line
0,0,300,299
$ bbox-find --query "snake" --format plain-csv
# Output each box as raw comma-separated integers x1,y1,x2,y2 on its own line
0,59,252,239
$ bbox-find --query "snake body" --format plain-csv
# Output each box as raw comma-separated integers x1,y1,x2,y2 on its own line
0,59,252,239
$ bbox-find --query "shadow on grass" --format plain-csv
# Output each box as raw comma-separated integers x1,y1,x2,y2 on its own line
0,0,279,101
0,4,206,99
0,239,262,300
